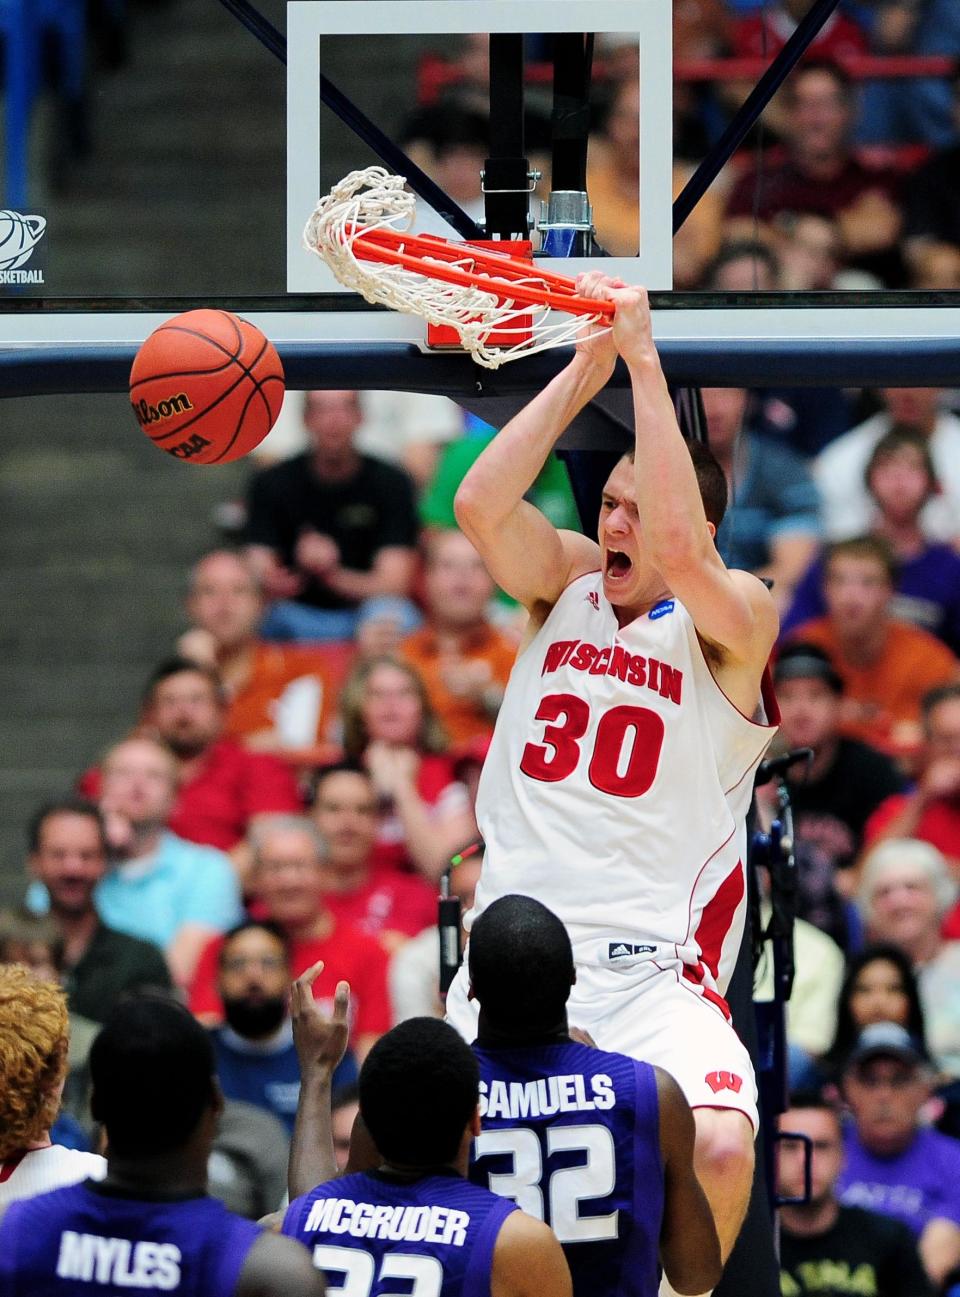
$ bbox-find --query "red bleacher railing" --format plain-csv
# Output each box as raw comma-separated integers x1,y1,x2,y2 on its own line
418,52,956,105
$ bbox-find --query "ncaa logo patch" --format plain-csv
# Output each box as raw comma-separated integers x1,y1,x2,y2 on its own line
648,599,675,620
704,1070,743,1094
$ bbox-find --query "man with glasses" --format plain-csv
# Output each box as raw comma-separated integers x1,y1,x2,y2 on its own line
838,1022,960,1289
211,919,357,1133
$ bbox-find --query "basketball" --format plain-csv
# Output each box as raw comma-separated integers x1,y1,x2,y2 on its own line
129,309,285,465
0,210,46,271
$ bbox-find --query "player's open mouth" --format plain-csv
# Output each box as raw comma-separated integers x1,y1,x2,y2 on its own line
605,549,632,580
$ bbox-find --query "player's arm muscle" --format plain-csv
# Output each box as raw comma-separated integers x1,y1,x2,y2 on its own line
491,1210,573,1297
613,288,777,662
454,354,606,613
236,1231,326,1297
655,1068,723,1295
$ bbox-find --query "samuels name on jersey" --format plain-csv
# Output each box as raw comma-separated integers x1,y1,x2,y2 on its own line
479,1072,616,1121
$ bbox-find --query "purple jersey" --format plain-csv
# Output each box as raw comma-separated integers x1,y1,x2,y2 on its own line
283,1170,517,1297
470,1040,663,1297
0,1178,261,1296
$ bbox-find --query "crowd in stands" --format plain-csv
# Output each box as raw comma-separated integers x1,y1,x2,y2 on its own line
6,13,960,1295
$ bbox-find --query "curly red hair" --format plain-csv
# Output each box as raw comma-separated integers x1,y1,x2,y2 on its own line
0,964,69,1159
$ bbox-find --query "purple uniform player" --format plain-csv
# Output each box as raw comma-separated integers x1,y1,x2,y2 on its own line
0,1181,261,1297
0,994,321,1297
285,1171,516,1297
464,895,722,1297
471,1041,661,1297
284,1016,572,1297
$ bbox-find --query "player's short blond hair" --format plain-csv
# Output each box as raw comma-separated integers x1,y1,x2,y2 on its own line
0,964,69,1159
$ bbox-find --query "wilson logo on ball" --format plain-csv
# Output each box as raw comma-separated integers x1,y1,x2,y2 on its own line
131,393,195,427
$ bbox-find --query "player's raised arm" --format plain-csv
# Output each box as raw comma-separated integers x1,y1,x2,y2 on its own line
454,276,616,616
655,1068,723,1295
491,1209,573,1297
606,284,778,668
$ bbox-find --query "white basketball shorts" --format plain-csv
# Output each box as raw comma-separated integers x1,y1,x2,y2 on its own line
445,946,758,1133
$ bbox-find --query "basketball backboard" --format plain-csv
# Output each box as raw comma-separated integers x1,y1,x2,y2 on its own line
0,0,956,392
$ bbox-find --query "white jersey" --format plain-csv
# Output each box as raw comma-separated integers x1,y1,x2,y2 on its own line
472,572,778,1001
0,1144,106,1206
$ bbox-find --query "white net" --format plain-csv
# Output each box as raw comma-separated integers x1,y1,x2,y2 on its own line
303,166,609,369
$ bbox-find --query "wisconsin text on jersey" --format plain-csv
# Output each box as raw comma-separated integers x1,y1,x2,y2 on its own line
479,1073,616,1120
540,640,683,705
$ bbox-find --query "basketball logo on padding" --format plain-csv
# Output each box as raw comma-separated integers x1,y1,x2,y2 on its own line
0,211,47,284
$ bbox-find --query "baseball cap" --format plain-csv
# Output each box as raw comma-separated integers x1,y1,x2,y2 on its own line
845,1022,925,1070
773,643,843,695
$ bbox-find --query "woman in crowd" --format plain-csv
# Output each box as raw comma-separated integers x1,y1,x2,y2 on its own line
821,942,932,1081
339,656,476,881
858,838,960,1077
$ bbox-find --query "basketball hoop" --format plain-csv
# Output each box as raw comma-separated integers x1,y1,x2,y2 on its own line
303,166,613,369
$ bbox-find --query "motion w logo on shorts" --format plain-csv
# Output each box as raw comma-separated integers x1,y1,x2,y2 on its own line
704,1070,743,1094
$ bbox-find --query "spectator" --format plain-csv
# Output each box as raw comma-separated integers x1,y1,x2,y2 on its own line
703,243,855,458
754,890,846,1089
732,0,868,65
388,852,483,1023
136,658,303,861
724,61,902,282
206,1100,291,1222
701,386,822,608
821,944,932,1084
838,1022,960,1288
865,684,960,871
771,644,907,927
778,1092,932,1297
789,537,959,756
787,430,960,653
189,815,390,1062
331,1083,360,1172
0,965,105,1203
340,656,476,880
858,839,960,1076
814,388,960,545
91,736,242,986
210,920,357,1135
310,764,435,952
904,69,960,280
399,530,517,748
245,389,420,643
24,797,171,1021
399,104,488,239
177,550,353,754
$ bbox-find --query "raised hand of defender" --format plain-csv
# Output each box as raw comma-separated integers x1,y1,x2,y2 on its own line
291,960,350,1079
573,271,621,372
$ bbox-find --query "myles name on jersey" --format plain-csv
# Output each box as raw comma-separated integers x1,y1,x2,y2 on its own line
479,1073,616,1121
540,640,683,705
55,1231,181,1289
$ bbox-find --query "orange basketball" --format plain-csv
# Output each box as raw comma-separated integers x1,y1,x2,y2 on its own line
129,309,285,465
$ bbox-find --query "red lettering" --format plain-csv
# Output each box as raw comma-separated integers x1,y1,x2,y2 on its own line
607,646,630,682
542,640,578,676
627,654,646,687
570,643,599,672
521,695,665,799
589,647,611,676
648,658,660,693
704,1071,743,1095
658,663,683,705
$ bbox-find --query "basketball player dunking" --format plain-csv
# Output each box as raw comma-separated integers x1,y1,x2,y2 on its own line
447,275,779,1272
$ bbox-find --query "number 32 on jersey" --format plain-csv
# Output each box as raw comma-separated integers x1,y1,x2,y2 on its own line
520,694,665,798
